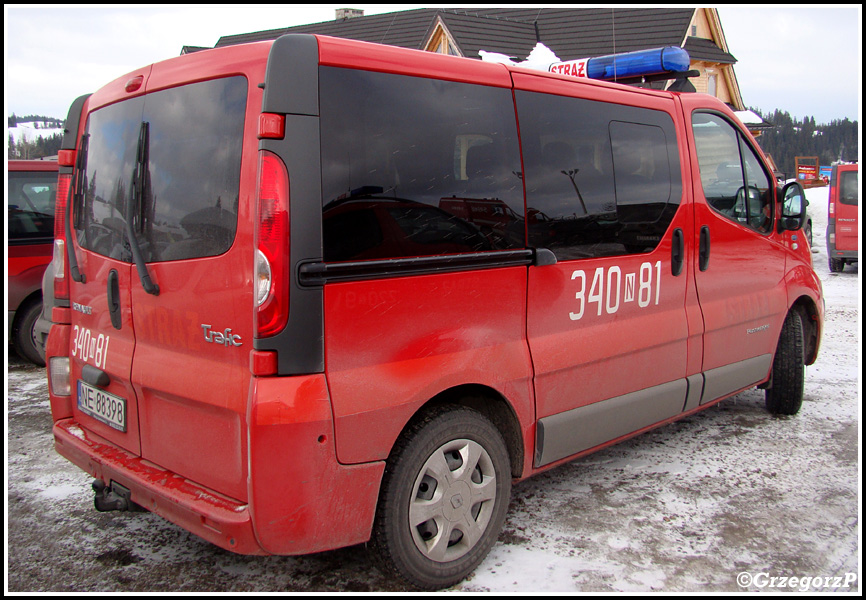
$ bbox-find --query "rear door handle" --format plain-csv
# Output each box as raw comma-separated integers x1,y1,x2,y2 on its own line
699,225,711,272
107,269,122,330
671,228,684,276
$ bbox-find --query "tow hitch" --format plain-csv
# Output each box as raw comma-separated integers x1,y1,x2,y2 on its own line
92,479,146,512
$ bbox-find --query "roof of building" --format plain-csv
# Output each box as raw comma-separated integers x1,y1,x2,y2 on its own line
214,8,729,64
683,36,736,64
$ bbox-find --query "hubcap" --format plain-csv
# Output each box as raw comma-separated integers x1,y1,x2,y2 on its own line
409,438,497,562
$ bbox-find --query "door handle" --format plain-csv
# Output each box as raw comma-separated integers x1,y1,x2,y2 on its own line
107,269,122,330
699,225,711,272
671,228,684,276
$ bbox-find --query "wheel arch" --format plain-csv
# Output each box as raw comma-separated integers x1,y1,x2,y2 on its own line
789,295,821,366
399,384,526,479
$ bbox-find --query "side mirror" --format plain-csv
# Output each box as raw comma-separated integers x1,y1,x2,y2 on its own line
779,181,807,232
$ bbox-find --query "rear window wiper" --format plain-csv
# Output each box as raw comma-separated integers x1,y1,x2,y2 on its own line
126,121,159,295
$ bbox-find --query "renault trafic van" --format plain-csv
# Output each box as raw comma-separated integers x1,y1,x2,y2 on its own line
826,163,858,272
45,34,823,590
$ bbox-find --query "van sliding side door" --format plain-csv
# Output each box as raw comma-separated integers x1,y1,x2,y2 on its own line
513,75,692,468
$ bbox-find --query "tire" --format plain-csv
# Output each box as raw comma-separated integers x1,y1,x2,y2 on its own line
12,299,46,366
765,310,805,415
829,257,844,273
369,406,511,590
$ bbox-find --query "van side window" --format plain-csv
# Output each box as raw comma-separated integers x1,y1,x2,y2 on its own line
320,67,525,262
692,112,772,233
516,91,681,260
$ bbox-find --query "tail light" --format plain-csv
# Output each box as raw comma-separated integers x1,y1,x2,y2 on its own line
49,356,71,396
53,173,73,301
255,150,290,337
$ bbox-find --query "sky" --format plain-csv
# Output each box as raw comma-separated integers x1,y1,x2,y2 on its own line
4,5,862,124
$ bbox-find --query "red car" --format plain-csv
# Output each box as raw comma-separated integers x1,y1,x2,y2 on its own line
45,35,823,590
8,158,58,364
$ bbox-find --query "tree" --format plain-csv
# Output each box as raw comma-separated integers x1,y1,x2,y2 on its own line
750,108,859,176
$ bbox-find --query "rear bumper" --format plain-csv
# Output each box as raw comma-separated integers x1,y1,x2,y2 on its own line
829,249,858,260
52,373,387,557
53,418,266,555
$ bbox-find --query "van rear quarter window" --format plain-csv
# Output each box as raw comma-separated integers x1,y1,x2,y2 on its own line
515,90,681,260
77,76,246,262
319,67,524,262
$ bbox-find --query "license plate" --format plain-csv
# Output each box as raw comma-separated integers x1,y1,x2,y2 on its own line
77,381,127,432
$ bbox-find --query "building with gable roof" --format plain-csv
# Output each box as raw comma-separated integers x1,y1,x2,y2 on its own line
210,8,743,109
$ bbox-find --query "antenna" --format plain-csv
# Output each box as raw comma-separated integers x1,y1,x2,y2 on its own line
611,8,617,81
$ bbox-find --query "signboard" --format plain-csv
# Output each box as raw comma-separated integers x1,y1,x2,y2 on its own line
796,156,819,181
795,156,828,187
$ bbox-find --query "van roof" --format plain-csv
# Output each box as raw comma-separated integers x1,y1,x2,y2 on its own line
88,33,701,116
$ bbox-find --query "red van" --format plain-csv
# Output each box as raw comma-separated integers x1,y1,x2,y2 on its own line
8,158,58,365
45,35,823,590
826,163,858,272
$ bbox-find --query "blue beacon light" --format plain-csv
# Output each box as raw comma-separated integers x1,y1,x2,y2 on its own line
551,47,691,81
588,47,690,80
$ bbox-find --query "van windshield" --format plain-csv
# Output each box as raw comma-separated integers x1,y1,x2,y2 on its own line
76,76,247,262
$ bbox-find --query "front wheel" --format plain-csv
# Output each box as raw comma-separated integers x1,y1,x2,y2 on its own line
369,406,511,590
765,310,805,415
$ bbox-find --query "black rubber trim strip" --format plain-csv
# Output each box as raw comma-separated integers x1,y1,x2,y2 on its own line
298,249,538,286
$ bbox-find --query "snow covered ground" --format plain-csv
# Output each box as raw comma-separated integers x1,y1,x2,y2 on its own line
6,185,859,592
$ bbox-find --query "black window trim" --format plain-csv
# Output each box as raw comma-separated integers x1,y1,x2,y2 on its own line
298,248,542,286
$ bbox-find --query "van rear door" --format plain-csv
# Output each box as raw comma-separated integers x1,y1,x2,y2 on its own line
69,75,150,456
70,45,267,502
128,70,256,502
832,166,858,251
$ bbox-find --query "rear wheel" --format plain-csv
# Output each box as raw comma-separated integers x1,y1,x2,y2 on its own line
12,299,45,366
765,310,805,415
369,406,511,590
829,257,845,273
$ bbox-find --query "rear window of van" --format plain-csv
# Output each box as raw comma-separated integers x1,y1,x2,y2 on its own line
838,170,858,206
76,76,247,262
